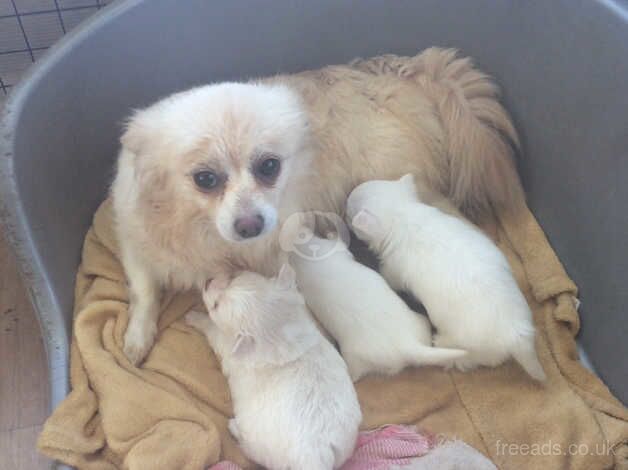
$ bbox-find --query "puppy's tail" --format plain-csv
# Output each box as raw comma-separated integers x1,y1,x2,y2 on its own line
407,344,468,368
354,48,525,217
511,334,546,381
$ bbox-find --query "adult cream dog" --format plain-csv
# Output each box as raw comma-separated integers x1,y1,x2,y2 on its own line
111,48,522,364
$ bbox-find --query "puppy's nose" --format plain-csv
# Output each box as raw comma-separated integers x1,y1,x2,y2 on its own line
234,214,264,238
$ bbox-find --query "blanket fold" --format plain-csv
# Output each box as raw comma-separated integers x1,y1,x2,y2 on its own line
38,195,628,470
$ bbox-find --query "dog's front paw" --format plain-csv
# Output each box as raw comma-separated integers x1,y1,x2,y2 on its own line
451,356,480,373
185,310,211,332
123,314,157,366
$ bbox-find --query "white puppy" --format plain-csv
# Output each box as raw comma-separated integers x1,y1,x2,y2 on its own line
185,265,361,470
283,225,467,382
346,175,546,381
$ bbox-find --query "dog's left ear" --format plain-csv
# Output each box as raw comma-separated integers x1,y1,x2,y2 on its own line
231,333,256,358
399,173,416,192
276,263,297,290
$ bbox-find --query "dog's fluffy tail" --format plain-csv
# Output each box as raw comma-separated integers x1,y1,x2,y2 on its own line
407,344,468,367
352,48,524,217
511,334,546,381
417,48,524,216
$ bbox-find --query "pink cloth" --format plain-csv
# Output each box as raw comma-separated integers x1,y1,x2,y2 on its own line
342,425,435,470
209,462,242,470
208,424,435,470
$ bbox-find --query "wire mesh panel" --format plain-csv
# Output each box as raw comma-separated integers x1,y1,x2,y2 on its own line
0,0,111,104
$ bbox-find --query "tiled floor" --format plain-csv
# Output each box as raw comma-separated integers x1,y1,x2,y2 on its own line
0,230,51,469
0,0,112,106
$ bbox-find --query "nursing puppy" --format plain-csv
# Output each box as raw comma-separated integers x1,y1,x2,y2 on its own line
283,227,467,381
185,265,361,470
346,175,545,381
112,48,523,364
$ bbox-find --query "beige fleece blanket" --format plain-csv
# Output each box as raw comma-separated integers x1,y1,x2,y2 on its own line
36,49,628,470
38,195,628,470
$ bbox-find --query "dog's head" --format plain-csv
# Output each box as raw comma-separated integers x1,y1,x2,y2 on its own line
202,265,315,365
121,82,312,245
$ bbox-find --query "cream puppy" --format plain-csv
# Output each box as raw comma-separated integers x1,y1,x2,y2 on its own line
283,228,467,382
112,48,524,364
346,175,546,381
185,265,361,470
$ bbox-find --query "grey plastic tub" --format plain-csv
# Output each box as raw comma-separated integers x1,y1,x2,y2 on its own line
1,0,626,424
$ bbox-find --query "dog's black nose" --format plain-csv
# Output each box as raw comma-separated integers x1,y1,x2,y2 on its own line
234,214,264,238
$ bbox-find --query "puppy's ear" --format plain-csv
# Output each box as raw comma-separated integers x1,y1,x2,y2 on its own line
351,209,385,240
276,263,297,290
399,173,416,192
206,275,231,292
231,333,256,358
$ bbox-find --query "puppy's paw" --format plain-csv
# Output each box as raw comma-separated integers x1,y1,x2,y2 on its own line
451,357,481,373
228,419,241,441
123,314,157,366
185,310,211,332
433,333,453,349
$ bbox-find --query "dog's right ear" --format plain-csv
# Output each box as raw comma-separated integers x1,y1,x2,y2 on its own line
120,112,149,155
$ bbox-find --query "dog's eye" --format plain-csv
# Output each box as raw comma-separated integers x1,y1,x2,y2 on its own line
254,156,281,184
193,170,219,191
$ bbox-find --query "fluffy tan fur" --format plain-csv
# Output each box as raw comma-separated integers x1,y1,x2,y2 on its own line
112,47,524,364
280,47,523,217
